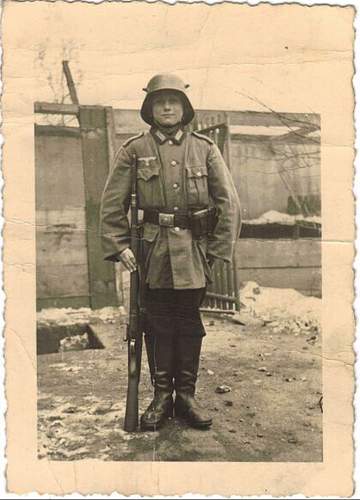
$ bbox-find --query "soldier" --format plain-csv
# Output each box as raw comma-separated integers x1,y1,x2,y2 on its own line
100,74,241,431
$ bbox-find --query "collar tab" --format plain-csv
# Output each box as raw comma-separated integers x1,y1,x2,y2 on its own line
151,127,185,145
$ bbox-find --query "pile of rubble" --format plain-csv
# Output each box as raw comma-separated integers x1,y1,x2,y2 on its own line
59,332,90,352
233,281,320,337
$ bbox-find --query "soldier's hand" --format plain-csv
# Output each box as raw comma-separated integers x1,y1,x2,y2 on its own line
119,248,137,272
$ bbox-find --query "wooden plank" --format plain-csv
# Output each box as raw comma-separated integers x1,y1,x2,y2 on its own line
200,308,236,315
37,296,90,311
35,133,85,210
231,133,320,145
220,261,229,310
223,115,241,311
36,208,86,228
34,102,79,115
226,110,320,129
197,123,226,136
79,105,118,309
62,61,79,105
271,124,319,142
238,267,321,297
35,131,90,307
195,110,227,126
105,107,117,170
35,124,80,138
236,239,321,269
232,254,241,311
206,292,236,303
37,263,90,296
226,260,235,310
111,108,320,134
240,223,321,239
36,229,88,266
213,260,221,309
206,269,215,308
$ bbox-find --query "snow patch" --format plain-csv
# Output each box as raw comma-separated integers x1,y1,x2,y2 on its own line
37,306,126,326
244,210,321,226
238,281,320,335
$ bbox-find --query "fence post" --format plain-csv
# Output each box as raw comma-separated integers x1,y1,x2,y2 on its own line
225,112,241,311
79,105,118,309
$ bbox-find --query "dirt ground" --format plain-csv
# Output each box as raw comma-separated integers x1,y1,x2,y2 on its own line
37,309,322,462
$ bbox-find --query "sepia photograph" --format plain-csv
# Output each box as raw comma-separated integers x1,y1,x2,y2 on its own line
3,0,354,495
34,4,322,463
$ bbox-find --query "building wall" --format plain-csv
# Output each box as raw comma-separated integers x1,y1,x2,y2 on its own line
230,138,320,220
236,238,321,297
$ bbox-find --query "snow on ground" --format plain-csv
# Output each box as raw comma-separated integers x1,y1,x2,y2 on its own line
241,281,320,318
244,210,321,226
37,282,320,339
37,306,126,326
236,281,320,336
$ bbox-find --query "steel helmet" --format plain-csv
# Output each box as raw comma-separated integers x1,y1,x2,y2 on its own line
140,73,195,126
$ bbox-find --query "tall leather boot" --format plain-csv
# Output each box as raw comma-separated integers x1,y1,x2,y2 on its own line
174,336,212,429
140,333,174,431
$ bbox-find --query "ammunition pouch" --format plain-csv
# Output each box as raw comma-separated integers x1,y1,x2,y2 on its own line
190,207,218,239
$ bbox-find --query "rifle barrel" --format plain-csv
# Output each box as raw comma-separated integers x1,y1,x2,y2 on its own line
123,155,143,433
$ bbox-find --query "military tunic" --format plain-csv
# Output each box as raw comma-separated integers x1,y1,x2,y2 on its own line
100,127,241,290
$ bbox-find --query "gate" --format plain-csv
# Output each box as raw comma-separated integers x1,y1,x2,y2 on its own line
190,114,240,313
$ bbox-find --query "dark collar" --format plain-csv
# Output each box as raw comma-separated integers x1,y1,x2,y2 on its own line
151,127,186,145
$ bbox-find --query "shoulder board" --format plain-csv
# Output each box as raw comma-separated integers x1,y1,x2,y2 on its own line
122,132,144,148
191,131,214,145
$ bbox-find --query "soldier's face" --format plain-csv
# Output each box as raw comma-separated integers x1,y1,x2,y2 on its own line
152,91,184,127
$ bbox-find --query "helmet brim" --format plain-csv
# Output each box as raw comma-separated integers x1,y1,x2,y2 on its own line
140,89,195,126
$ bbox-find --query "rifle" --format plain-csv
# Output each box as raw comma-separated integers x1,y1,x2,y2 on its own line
123,154,143,432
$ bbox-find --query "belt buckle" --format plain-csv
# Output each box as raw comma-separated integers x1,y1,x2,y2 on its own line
159,213,175,227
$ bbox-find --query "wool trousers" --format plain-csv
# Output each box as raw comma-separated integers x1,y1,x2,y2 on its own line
144,286,206,338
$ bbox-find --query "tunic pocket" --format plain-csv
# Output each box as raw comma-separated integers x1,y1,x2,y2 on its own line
137,163,164,208
185,165,209,206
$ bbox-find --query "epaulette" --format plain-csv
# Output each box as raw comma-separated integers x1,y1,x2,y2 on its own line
122,132,144,148
191,131,214,145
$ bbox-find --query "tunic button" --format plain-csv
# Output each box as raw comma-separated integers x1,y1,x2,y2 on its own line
168,140,173,145
174,206,179,211
173,183,179,189
174,227,180,232
171,160,177,166
197,171,202,177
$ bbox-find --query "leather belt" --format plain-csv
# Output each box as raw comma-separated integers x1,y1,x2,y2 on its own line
143,210,191,229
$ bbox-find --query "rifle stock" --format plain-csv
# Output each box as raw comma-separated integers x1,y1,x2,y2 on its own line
123,155,143,432
124,334,142,431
